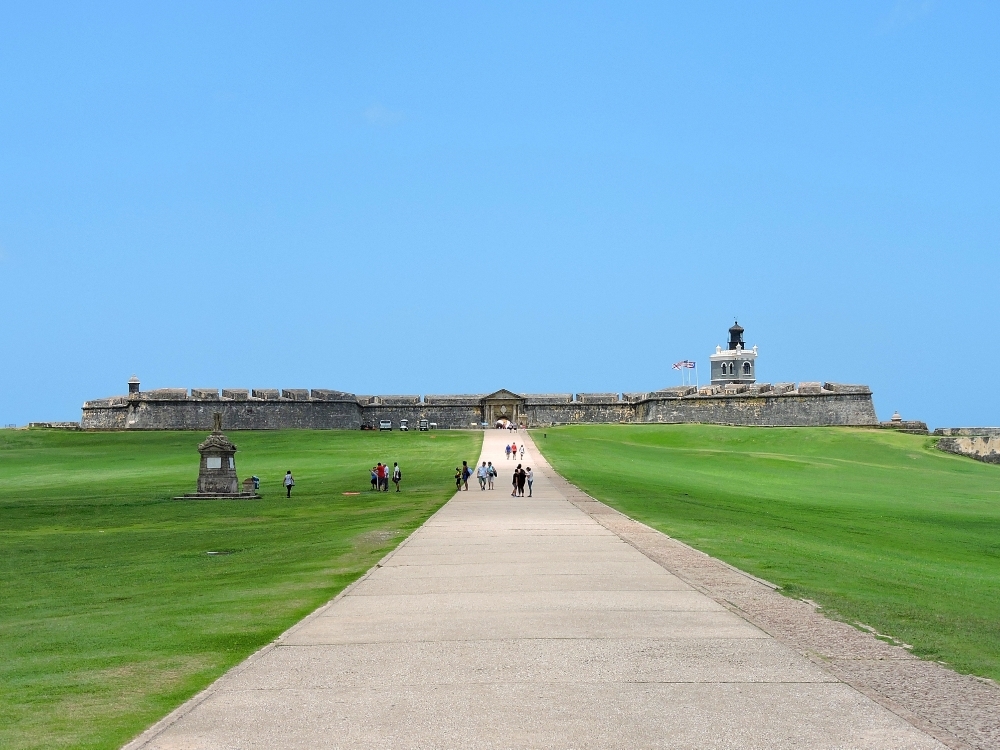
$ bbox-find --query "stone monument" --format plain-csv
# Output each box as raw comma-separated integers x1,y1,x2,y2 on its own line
176,413,259,499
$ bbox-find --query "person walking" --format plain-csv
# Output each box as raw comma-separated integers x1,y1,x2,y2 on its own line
477,461,488,490
284,470,295,498
525,467,534,497
462,461,472,491
392,462,402,492
519,444,525,460
487,461,496,489
511,464,522,497
505,444,512,461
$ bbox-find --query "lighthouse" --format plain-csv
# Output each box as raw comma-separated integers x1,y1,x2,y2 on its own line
710,321,757,386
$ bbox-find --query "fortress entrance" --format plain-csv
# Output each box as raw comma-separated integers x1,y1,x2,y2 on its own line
482,389,526,428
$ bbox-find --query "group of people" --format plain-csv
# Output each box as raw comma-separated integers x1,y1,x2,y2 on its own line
370,461,402,492
510,464,533,497
471,461,498,490
505,443,524,460
454,459,533,497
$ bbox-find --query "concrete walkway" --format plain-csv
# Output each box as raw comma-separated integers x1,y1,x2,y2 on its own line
128,430,944,749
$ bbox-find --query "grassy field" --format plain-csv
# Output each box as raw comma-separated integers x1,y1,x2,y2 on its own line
534,424,1000,681
0,428,481,750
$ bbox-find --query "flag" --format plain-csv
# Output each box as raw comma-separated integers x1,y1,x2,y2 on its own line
672,360,696,370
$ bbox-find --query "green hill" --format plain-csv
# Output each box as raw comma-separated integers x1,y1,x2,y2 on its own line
534,424,1000,682
0,428,479,750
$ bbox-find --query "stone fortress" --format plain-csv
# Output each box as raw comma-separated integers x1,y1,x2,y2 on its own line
80,323,881,430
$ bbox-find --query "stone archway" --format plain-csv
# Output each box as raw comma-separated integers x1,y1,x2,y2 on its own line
482,389,526,428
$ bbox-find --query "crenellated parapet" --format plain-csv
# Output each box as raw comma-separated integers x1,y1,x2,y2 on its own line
80,380,880,430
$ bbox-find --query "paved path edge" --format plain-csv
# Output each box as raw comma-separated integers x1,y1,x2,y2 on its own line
522,430,999,750
119,488,467,750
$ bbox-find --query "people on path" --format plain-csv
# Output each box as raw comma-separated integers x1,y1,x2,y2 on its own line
454,467,462,490
511,442,517,460
512,464,527,497
526,467,533,497
519,445,525,460
487,461,496,489
370,467,378,491
477,461,488,490
505,444,512,460
284,470,295,498
392,462,402,492
462,461,472,490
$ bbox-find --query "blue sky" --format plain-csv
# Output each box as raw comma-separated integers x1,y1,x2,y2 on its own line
1,2,997,428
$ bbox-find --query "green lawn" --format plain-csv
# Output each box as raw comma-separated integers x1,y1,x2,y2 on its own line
0,428,481,750
533,424,1000,681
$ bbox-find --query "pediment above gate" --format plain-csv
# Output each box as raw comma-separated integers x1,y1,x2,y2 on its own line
482,389,524,402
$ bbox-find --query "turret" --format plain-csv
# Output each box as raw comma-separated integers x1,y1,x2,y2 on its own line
128,375,140,394
728,322,745,351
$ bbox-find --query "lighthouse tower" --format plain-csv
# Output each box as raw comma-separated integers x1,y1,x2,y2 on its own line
710,321,757,385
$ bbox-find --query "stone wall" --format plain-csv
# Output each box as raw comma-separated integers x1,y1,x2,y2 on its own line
933,427,1000,437
936,436,1000,464
873,420,930,435
522,394,634,426
82,394,363,431
933,428,1000,464
634,390,878,427
81,382,879,430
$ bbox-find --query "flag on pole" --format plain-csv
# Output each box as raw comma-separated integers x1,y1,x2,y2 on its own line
672,360,696,370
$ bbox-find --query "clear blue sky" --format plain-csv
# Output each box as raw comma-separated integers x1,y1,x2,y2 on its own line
1,2,997,429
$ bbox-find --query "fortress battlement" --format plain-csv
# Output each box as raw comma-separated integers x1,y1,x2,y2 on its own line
80,325,879,431
81,381,878,431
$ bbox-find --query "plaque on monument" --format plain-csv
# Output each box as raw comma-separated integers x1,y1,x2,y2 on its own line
175,413,260,500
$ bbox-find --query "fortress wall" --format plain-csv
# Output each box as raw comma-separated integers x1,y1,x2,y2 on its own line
81,399,130,429
526,401,634,426
81,386,879,430
933,427,1000,437
636,392,878,427
936,436,1000,464
82,398,362,430
523,394,574,405
362,403,483,429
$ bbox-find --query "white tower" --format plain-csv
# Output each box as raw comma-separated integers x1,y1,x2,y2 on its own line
710,321,757,385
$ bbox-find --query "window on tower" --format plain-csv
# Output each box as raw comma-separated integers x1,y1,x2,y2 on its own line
743,362,751,375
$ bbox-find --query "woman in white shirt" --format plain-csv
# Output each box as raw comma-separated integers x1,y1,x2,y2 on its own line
525,467,533,497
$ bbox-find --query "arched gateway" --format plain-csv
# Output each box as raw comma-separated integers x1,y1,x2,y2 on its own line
481,389,525,427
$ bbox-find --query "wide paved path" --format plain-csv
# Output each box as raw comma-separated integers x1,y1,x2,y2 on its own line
129,430,942,749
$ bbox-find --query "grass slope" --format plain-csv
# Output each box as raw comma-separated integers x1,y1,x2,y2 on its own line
0,428,481,750
534,424,1000,681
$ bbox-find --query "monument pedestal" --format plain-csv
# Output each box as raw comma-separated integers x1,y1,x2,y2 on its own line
175,414,260,500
